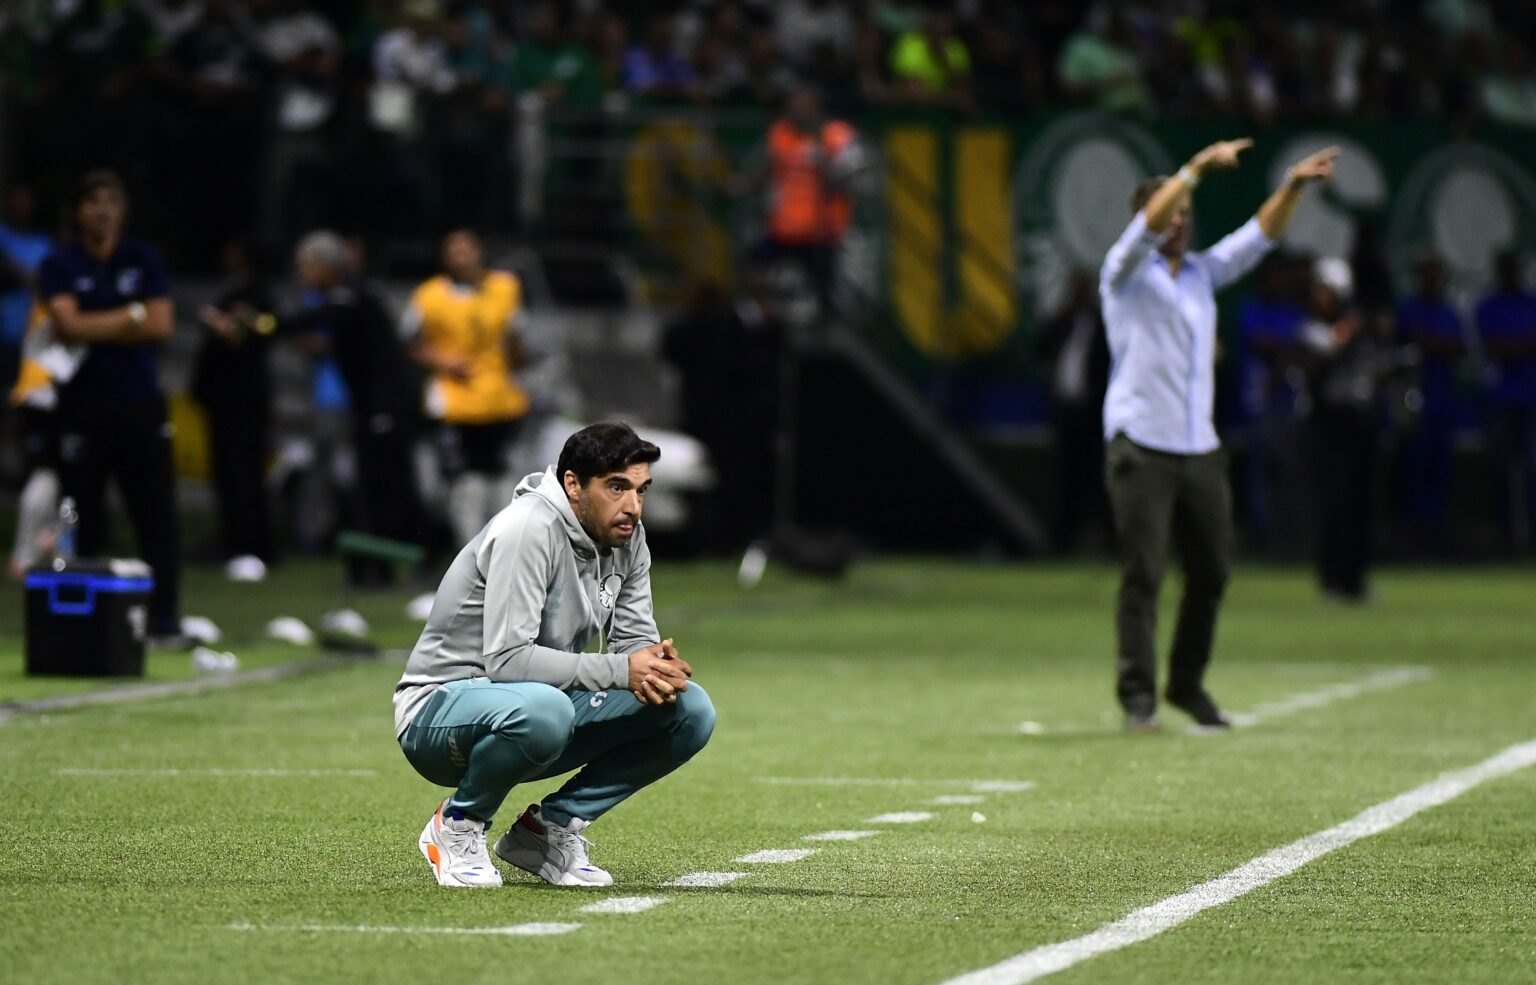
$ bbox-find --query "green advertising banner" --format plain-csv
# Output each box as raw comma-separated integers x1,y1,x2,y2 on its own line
610,107,1536,412
868,112,1536,388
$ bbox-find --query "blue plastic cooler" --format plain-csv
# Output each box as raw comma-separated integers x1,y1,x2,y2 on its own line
24,560,154,677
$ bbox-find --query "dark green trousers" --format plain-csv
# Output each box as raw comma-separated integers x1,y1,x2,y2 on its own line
1104,433,1232,713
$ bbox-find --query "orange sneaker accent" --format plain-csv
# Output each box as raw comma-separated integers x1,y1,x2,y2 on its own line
426,843,442,874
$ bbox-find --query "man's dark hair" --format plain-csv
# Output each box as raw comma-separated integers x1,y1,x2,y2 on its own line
1130,175,1168,213
558,422,661,486
76,169,127,208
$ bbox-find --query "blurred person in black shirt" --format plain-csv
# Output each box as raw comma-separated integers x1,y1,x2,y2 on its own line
662,275,783,552
191,238,277,581
1299,257,1414,601
1038,269,1110,554
284,229,424,586
37,170,184,642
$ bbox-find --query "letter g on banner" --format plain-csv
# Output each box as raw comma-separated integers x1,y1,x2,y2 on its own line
1388,143,1536,304
1013,113,1173,322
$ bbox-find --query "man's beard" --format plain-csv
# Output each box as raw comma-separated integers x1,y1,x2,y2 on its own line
576,499,633,548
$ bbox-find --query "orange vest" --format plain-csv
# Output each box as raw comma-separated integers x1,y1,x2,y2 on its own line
767,119,855,246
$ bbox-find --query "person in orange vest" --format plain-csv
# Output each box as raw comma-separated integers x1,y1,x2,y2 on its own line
753,85,861,316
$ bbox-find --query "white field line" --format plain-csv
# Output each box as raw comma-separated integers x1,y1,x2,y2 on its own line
58,768,377,777
228,921,580,937
937,738,1536,985
756,777,1034,793
661,871,749,888
866,811,935,824
578,897,671,915
803,830,880,842
735,848,819,864
931,795,987,805
1223,665,1433,728
0,656,365,725
1012,666,1434,736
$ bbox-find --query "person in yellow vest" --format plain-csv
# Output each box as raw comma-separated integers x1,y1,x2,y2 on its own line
402,229,531,544
7,303,61,579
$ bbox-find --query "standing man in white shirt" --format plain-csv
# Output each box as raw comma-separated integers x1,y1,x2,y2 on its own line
1100,139,1338,731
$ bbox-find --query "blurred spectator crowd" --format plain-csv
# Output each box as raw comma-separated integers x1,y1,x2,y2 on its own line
5,0,1536,270
1,0,1534,594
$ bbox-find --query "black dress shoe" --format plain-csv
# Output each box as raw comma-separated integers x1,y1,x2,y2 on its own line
1164,687,1232,728
1123,694,1162,732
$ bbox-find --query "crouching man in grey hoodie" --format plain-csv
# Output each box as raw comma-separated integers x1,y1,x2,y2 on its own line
395,422,715,888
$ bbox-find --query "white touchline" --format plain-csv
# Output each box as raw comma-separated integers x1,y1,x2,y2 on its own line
735,848,819,864
58,768,378,777
1223,666,1433,728
227,922,580,936
931,795,987,805
579,897,671,915
803,830,881,842
662,871,749,888
0,655,358,725
755,777,1034,789
936,737,1536,985
867,811,935,824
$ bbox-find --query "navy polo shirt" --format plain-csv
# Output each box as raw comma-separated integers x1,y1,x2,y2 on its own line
36,237,169,405
1477,291,1536,406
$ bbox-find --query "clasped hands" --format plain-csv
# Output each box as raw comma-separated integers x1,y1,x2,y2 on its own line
627,638,693,706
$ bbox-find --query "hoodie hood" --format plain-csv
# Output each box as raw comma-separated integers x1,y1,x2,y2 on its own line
515,467,599,558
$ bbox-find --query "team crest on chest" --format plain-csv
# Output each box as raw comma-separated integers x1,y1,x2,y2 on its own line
117,269,141,295
598,574,623,609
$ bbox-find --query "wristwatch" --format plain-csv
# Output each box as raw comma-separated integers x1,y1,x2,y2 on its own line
127,301,147,326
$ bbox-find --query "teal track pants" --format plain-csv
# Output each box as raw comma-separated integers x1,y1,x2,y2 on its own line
398,677,715,826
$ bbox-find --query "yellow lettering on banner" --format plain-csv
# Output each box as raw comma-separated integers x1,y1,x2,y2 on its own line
625,120,734,299
886,126,1016,358
954,129,1015,354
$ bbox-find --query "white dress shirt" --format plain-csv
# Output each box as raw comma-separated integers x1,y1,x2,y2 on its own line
1099,211,1275,454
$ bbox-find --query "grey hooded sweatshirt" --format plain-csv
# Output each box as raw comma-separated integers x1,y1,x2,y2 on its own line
392,467,659,738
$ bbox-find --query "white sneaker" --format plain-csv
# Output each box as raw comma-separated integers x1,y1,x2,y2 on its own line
405,592,436,622
494,804,613,887
419,800,503,888
224,555,267,583
180,615,223,645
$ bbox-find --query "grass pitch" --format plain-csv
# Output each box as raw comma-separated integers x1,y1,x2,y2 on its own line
1,558,1533,984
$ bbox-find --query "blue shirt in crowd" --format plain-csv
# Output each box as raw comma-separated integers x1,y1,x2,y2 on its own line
36,237,169,406
299,287,351,412
1397,296,1463,415
0,223,53,346
1476,291,1536,406
1237,297,1303,418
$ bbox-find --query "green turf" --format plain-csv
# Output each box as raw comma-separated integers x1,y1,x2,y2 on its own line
1,559,1533,984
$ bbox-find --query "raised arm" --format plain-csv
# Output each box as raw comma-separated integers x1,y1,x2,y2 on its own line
1256,146,1339,240
1103,138,1253,294
1144,138,1253,234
